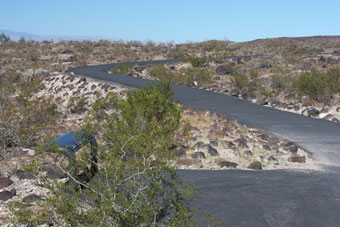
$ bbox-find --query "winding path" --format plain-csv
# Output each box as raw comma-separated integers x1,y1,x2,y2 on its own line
67,60,340,227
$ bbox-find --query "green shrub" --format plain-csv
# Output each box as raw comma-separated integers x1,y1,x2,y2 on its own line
183,54,207,67
149,64,211,86
231,73,249,90
292,68,340,101
0,72,59,148
110,64,136,75
11,82,197,226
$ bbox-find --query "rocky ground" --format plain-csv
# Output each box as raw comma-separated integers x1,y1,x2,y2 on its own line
1,36,340,225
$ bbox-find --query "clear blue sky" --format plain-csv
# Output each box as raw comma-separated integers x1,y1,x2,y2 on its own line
1,0,340,43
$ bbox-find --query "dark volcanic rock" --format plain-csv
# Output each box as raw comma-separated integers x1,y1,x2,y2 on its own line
46,165,66,179
207,145,219,156
307,108,320,117
229,89,240,97
0,190,15,202
248,161,262,170
174,148,186,158
216,65,232,75
193,142,206,149
209,140,218,147
15,170,35,180
217,160,238,168
23,194,42,203
268,156,278,162
262,145,271,151
0,177,13,189
236,138,248,149
283,142,298,153
244,150,253,156
191,152,206,159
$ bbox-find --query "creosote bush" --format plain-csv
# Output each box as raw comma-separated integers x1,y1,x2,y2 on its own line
11,82,198,226
292,68,340,101
149,64,211,86
0,71,59,148
183,54,207,67
110,64,136,75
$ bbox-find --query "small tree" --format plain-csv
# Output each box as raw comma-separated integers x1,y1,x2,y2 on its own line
0,33,10,44
11,82,197,226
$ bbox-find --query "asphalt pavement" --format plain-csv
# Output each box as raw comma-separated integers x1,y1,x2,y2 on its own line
68,60,340,226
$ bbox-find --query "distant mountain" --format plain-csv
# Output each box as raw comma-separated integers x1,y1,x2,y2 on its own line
0,29,118,42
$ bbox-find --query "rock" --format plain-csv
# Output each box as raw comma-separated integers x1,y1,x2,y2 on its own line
0,155,4,161
229,89,240,97
260,62,272,68
244,150,253,156
191,152,206,159
0,190,15,202
217,160,238,168
193,142,205,149
322,114,333,120
262,145,271,151
259,134,270,141
0,178,13,189
222,141,235,148
46,165,66,179
241,91,248,100
236,138,248,149
248,161,262,170
283,142,298,153
209,140,218,147
256,98,268,105
176,158,201,167
216,65,233,75
336,107,340,112
271,101,281,107
288,154,306,163
15,170,35,180
332,118,340,123
307,108,320,117
268,156,278,161
61,49,74,54
23,194,42,203
174,148,186,158
91,84,97,90
207,145,219,156
34,68,49,78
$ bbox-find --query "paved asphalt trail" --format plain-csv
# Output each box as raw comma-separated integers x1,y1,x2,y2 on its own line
68,60,340,226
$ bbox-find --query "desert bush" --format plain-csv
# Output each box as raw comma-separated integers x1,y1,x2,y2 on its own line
0,33,11,44
271,74,291,89
110,64,136,75
0,71,59,148
231,73,249,90
183,54,207,67
149,64,211,86
292,68,340,101
11,82,197,226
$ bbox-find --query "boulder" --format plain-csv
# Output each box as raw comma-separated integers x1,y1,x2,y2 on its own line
207,145,219,156
248,161,262,170
191,152,206,159
174,148,186,158
15,170,35,180
46,165,66,179
23,194,42,204
216,65,233,75
209,140,218,147
0,177,13,189
217,160,238,168
0,190,15,202
229,89,240,97
307,108,320,117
